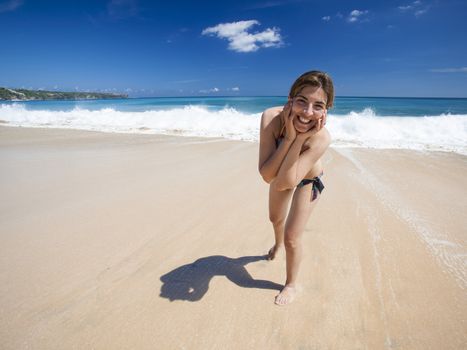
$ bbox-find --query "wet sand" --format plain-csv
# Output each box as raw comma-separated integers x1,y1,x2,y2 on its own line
0,126,466,349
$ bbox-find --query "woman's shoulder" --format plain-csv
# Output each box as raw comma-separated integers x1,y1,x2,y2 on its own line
262,106,283,118
306,127,332,149
261,106,283,127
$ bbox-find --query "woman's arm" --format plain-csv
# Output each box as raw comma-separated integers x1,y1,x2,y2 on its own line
259,136,294,184
259,102,300,183
273,129,331,191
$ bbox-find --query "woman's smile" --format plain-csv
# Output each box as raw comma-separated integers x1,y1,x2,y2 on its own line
294,115,316,132
290,86,327,133
298,116,311,124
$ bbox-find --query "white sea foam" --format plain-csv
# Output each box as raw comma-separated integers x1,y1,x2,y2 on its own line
0,103,261,141
1,104,466,154
330,108,467,154
337,148,467,290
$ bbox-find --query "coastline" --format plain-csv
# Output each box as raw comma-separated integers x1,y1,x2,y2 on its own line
0,87,127,101
0,126,466,349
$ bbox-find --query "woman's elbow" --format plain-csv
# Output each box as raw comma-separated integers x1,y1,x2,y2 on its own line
259,167,273,184
260,173,274,184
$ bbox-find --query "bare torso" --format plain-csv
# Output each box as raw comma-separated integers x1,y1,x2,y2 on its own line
269,106,324,179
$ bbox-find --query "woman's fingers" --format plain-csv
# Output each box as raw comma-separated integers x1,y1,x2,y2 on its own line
284,102,292,117
285,112,296,140
288,113,295,126
322,112,327,127
281,101,292,124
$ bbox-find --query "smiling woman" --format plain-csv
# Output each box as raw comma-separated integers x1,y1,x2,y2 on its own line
258,70,333,305
289,86,327,133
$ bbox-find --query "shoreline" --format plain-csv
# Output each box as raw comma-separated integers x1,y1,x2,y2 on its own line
1,123,465,157
1,126,466,349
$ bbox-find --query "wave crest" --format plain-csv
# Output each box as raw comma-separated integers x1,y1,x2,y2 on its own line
0,103,261,141
1,103,466,154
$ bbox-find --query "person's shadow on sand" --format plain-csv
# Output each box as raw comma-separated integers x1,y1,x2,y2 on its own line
159,255,283,302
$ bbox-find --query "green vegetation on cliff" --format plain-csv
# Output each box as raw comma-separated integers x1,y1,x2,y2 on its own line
0,87,128,101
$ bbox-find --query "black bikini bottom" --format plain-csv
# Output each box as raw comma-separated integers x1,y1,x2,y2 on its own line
297,172,324,201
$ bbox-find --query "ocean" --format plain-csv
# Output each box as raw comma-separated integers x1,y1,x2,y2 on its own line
1,96,466,154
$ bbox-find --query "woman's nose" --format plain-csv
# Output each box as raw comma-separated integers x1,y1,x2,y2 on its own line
302,104,314,115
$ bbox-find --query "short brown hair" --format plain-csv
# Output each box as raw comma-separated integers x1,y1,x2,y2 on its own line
289,70,334,108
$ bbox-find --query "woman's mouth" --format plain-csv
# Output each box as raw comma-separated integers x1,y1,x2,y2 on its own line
295,116,315,130
293,115,319,133
298,116,311,124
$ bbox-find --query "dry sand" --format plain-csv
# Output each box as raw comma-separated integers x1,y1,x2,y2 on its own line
0,126,466,349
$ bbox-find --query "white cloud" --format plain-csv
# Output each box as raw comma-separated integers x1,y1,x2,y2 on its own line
347,9,368,23
415,7,429,17
429,67,467,73
231,87,240,91
322,16,331,21
199,87,220,93
0,0,23,13
201,20,283,53
398,1,430,17
398,5,412,11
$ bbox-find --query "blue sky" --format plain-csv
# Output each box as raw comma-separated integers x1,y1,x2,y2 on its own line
1,0,466,97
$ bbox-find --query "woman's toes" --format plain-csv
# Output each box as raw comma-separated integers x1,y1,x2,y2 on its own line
274,286,296,305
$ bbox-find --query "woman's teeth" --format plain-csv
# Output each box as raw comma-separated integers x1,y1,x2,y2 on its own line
298,116,311,124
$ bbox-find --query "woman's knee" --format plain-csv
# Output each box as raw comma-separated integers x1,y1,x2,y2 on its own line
284,231,301,249
269,213,285,226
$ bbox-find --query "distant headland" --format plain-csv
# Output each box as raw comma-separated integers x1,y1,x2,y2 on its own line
0,87,128,101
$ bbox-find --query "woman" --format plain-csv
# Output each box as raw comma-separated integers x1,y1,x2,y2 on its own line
258,70,333,305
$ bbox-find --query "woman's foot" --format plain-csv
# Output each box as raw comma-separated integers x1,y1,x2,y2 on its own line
274,285,297,305
267,244,282,260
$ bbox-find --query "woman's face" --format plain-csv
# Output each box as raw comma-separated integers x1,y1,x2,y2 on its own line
289,85,327,133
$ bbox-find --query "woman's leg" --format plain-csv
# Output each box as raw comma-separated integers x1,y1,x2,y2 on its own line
275,184,321,305
267,181,294,260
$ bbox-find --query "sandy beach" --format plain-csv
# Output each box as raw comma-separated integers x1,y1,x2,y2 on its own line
0,125,466,349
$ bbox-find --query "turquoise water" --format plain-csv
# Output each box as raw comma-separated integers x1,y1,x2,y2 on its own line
7,96,467,116
1,96,466,154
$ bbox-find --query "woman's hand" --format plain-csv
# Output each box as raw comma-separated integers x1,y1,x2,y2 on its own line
281,100,297,141
296,111,327,141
